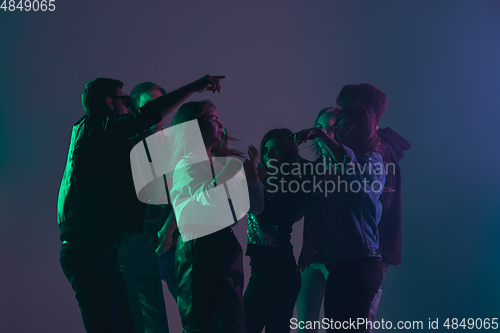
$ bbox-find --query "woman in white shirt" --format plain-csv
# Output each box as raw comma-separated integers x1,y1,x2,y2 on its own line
167,100,263,333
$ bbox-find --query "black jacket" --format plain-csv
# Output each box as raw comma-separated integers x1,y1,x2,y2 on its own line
378,127,411,265
57,103,161,243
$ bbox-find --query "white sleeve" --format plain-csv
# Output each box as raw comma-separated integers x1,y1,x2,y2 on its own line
247,181,265,215
170,156,251,240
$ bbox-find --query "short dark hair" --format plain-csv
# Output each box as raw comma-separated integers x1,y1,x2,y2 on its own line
129,82,167,113
336,83,387,125
81,78,123,115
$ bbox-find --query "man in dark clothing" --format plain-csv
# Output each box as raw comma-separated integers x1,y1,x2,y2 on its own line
336,83,411,330
57,75,224,333
117,82,172,333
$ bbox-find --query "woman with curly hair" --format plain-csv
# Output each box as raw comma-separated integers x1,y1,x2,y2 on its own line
294,105,386,333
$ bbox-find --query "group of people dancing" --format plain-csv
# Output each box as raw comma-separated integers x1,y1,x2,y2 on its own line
57,74,410,333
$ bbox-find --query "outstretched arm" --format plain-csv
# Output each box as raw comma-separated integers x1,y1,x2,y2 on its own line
108,75,226,139
289,127,345,163
152,75,225,119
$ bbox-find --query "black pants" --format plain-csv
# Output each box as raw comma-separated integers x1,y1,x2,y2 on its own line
118,231,169,333
176,228,246,333
324,257,383,333
60,241,135,333
243,253,301,333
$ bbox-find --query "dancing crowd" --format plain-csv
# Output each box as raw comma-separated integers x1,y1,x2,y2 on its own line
57,75,410,333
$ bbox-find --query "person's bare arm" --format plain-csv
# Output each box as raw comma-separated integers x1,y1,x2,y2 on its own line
110,75,226,139
151,75,225,119
289,128,345,163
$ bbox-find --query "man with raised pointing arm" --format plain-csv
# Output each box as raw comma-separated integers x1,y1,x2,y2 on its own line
57,75,224,333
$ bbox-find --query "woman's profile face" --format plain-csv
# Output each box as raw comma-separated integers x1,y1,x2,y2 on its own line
262,138,282,167
316,112,337,136
316,111,338,150
199,107,223,147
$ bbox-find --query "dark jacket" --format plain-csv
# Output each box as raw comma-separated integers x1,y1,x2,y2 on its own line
57,102,161,243
378,127,411,265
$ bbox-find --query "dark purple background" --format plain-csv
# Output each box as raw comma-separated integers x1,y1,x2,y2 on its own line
1,1,499,332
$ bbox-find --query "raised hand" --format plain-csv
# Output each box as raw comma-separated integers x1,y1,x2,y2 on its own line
243,145,260,183
286,128,321,146
192,75,226,93
248,145,259,166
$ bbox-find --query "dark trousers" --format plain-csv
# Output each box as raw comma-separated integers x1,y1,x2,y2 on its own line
60,241,135,333
118,231,169,333
243,254,301,333
176,228,246,333
324,257,383,333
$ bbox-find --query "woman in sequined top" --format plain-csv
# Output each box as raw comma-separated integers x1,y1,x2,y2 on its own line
243,128,304,333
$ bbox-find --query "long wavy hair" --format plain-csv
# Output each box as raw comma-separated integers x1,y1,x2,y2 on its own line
171,100,244,158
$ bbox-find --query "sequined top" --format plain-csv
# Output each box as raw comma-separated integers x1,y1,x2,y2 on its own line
247,212,280,247
246,175,304,256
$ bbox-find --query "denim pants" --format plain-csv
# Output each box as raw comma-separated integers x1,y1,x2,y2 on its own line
118,231,169,333
296,262,329,333
324,257,383,333
60,241,135,333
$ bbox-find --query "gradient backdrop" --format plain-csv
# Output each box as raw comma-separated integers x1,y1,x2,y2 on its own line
1,1,499,332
